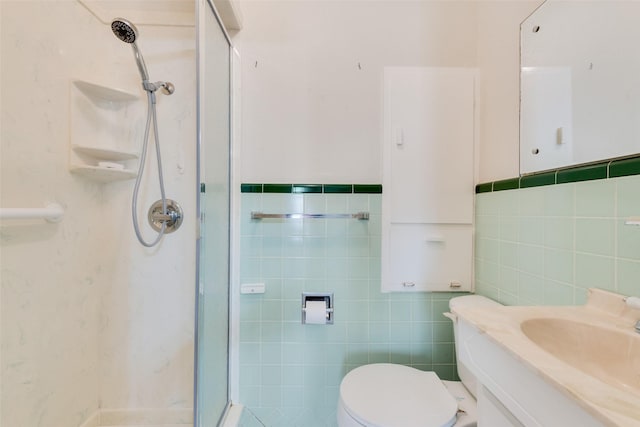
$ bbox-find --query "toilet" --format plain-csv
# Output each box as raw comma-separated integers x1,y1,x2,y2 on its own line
337,295,500,427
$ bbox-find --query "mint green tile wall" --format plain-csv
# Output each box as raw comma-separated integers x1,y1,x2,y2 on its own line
239,192,461,427
475,174,640,305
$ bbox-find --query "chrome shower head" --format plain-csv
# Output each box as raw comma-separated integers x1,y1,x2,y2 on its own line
111,18,138,44
111,18,149,82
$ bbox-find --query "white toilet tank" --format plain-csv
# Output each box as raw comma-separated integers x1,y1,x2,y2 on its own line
448,294,501,398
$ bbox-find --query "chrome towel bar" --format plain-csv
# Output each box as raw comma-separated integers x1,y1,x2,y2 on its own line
251,211,369,220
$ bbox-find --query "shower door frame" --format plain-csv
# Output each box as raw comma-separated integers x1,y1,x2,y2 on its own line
194,0,236,424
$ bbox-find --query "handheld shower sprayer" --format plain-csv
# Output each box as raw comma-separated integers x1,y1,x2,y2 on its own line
110,18,181,247
110,18,175,96
111,18,149,81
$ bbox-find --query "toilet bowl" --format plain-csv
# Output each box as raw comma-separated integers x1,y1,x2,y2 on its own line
337,295,500,427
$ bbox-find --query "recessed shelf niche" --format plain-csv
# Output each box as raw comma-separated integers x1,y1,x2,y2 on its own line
69,80,142,182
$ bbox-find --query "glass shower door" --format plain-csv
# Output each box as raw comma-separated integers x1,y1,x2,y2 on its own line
195,0,231,425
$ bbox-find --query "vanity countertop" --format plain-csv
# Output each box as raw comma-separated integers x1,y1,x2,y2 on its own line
453,289,640,427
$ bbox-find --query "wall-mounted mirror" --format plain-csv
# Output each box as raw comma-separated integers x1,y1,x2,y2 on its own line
520,0,640,174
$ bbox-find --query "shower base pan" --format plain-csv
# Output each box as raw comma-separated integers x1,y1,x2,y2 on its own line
80,408,192,427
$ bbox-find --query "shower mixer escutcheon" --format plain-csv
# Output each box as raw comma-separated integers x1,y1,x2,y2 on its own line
148,199,183,234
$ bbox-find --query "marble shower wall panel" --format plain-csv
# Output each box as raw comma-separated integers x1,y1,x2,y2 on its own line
1,1,197,425
1,1,114,425
98,22,197,412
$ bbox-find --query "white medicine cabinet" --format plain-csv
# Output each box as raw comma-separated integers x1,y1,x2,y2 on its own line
520,0,640,174
382,67,476,292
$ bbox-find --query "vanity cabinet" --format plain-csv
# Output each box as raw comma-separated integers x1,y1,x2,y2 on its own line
477,386,524,427
457,317,607,427
381,67,476,292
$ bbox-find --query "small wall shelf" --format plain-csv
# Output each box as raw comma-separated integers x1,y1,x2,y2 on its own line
70,144,138,182
72,145,138,161
69,80,142,183
70,165,138,182
73,81,139,103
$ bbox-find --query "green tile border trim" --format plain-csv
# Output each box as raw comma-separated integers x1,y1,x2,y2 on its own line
557,164,607,184
264,184,293,193
521,172,556,188
240,183,262,193
354,184,383,194
610,156,640,178
324,184,353,193
293,184,322,193
475,154,640,194
241,183,383,194
475,182,493,194
493,178,520,191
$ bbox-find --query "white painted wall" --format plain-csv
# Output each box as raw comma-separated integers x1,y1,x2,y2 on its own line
235,0,479,184
235,0,543,185
0,1,196,425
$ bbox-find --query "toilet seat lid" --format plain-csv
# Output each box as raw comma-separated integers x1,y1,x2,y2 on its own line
339,364,458,427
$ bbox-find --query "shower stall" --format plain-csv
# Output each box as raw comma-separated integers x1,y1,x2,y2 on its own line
195,0,235,425
0,0,234,425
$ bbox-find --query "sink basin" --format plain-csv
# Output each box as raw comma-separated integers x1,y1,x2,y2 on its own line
454,290,640,426
521,318,640,394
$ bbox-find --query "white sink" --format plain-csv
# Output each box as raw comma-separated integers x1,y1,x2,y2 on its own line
453,289,640,427
521,317,640,394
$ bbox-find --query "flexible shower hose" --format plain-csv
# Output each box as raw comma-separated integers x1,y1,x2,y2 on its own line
131,90,167,247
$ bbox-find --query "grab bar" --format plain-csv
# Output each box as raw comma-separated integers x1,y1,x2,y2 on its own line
0,203,64,223
251,211,369,220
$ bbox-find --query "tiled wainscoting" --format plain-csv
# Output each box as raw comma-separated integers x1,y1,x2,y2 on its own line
237,165,640,426
475,158,640,305
238,184,462,426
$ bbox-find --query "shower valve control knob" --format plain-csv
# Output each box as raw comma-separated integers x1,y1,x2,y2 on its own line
148,199,183,234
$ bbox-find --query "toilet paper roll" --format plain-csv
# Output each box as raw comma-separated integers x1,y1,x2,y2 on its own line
305,300,327,324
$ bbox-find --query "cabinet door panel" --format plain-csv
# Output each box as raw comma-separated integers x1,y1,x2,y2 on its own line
386,223,472,292
385,67,475,224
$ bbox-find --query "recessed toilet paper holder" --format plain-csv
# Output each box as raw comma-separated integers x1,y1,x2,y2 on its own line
302,292,334,324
